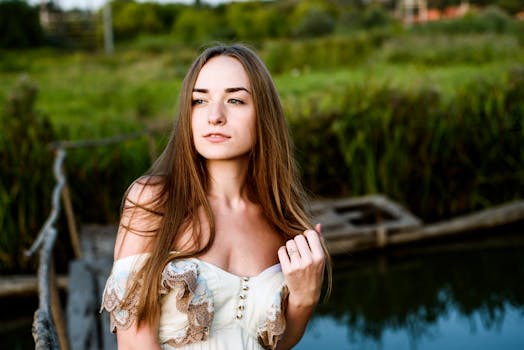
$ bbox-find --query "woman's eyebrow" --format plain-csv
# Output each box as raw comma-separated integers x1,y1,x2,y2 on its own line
225,87,251,94
192,87,251,94
192,88,208,93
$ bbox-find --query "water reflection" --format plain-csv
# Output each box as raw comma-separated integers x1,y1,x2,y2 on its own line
299,232,524,349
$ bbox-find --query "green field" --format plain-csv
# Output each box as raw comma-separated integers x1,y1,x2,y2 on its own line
1,34,521,137
1,26,523,272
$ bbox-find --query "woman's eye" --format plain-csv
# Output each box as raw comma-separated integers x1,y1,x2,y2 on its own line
192,99,204,105
228,98,244,105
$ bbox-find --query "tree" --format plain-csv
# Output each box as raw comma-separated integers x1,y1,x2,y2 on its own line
0,0,44,48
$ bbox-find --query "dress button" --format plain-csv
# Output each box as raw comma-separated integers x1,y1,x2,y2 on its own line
238,304,245,310
242,285,249,291
239,293,246,299
236,313,243,319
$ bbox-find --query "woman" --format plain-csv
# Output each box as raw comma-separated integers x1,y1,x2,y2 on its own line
101,44,331,350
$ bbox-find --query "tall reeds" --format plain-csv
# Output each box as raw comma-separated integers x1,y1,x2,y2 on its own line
0,76,55,272
292,68,524,222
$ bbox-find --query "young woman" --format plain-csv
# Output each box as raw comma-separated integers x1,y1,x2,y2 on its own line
101,44,331,350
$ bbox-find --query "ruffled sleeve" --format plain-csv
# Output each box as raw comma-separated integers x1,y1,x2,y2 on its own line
100,253,149,332
257,283,289,350
158,260,214,347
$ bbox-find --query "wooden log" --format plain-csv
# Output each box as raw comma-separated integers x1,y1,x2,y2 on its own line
326,200,524,255
389,200,524,245
0,275,68,297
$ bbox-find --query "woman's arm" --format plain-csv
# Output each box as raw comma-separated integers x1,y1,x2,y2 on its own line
115,309,161,350
113,178,163,349
276,225,326,350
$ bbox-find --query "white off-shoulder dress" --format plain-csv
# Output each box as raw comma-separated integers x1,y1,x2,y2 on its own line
100,253,288,350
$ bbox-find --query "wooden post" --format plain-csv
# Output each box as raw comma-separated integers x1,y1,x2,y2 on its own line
61,177,82,259
50,260,70,350
376,226,387,248
103,2,114,55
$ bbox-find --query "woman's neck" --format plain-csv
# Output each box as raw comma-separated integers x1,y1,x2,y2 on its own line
206,158,250,209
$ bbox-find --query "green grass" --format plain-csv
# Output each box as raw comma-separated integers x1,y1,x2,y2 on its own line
275,60,515,118
1,31,523,273
1,31,521,138
1,49,184,138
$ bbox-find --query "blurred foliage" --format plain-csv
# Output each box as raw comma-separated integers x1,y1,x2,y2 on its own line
0,76,54,272
2,1,523,50
292,68,524,221
172,7,225,44
0,74,155,274
292,67,524,221
0,0,44,48
416,5,519,34
262,33,386,74
384,33,520,65
1,0,523,273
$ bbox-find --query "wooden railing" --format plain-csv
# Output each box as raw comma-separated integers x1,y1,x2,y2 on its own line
25,128,162,349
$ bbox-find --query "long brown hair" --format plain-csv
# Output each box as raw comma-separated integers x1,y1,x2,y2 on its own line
123,44,331,326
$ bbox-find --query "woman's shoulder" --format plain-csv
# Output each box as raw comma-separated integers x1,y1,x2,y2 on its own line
114,175,166,260
125,175,166,206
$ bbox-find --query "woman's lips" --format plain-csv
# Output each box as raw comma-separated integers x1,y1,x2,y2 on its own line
204,133,231,142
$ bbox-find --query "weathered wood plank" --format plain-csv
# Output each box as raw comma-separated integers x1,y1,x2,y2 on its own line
0,275,68,297
389,200,524,245
66,260,100,350
311,194,423,240
325,200,524,254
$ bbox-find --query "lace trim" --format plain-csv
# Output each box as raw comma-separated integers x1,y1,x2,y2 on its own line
100,256,214,346
100,257,146,332
257,284,289,350
160,260,214,347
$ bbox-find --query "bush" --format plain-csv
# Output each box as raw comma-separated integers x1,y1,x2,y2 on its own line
0,1,44,48
172,7,223,44
383,33,520,65
415,6,516,34
291,68,524,221
0,76,54,272
262,33,387,74
293,8,336,38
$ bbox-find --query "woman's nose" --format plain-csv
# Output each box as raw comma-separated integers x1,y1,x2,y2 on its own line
208,102,226,125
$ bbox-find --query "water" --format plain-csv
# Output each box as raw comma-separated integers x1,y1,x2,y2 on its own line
297,230,524,349
2,230,523,349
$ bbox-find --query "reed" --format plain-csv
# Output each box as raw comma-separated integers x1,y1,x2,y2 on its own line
291,67,524,221
0,76,55,272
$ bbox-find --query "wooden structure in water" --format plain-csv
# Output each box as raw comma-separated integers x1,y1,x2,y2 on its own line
314,195,524,254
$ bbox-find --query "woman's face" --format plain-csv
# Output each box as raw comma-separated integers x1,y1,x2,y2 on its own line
191,55,256,162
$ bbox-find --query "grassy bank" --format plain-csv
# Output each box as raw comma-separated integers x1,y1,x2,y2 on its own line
1,29,523,272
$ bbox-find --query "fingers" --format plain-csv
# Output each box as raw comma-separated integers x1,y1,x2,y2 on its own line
278,225,325,268
315,223,322,236
304,229,324,261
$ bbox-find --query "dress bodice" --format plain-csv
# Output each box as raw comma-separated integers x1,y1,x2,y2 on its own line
101,253,288,350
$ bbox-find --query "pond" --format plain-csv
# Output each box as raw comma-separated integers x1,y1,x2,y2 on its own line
297,228,524,349
1,228,523,349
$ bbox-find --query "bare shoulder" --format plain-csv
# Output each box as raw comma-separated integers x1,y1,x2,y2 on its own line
125,175,165,205
114,175,165,260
